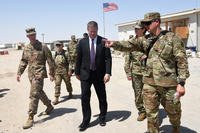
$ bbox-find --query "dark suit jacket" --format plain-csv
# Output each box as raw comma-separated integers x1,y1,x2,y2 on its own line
75,35,112,81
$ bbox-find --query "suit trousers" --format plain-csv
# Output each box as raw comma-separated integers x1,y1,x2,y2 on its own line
80,70,107,124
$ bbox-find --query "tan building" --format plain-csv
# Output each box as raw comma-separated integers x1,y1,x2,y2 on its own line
116,8,200,52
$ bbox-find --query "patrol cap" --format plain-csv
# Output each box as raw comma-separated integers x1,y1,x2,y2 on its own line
54,41,63,46
26,28,36,35
133,21,144,29
71,35,76,39
141,12,160,22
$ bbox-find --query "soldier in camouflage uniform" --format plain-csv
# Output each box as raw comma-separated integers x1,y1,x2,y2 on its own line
16,28,55,129
67,35,78,76
124,21,147,121
105,12,190,133
52,41,73,105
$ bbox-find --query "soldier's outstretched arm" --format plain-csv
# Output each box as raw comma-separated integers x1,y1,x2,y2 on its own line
105,38,143,52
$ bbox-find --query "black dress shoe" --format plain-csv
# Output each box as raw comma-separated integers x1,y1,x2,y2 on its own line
79,123,89,131
99,120,106,126
79,122,84,128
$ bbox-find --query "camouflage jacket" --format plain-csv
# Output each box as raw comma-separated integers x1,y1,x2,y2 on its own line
113,31,190,87
54,50,69,74
17,40,55,79
124,36,146,77
67,40,77,71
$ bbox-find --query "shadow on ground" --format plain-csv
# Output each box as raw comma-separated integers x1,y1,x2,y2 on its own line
158,108,197,133
89,110,131,127
0,88,10,98
35,107,77,124
160,125,197,133
59,94,81,103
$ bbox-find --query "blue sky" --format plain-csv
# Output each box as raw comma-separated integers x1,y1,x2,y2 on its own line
0,0,199,43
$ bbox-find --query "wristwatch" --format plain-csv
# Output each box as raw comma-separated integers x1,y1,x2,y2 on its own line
178,81,185,87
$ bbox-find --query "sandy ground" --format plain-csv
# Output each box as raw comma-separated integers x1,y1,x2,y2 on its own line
0,49,199,133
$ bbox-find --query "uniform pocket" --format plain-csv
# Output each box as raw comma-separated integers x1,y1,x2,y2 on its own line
160,44,172,59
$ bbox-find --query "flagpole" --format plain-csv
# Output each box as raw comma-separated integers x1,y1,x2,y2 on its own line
102,2,118,37
103,10,105,37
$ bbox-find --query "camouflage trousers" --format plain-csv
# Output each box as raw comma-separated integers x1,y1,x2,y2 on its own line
28,78,51,115
131,73,145,114
143,84,181,133
54,74,72,98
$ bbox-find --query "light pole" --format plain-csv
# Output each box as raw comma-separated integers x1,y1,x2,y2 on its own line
41,33,45,43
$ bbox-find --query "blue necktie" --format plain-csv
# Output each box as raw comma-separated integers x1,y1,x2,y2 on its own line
90,39,95,70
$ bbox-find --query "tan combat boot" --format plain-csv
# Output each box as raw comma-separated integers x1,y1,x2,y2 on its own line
23,115,34,129
137,112,146,121
44,104,54,115
52,97,59,105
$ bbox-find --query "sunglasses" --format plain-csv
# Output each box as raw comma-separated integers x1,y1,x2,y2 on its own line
27,34,36,36
56,44,62,47
135,28,143,30
143,19,157,26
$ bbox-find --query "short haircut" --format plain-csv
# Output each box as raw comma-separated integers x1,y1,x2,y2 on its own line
87,21,98,30
83,33,88,37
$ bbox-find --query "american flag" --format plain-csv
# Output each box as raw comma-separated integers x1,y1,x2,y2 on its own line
103,2,118,12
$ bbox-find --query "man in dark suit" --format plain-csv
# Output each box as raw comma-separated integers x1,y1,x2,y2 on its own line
75,21,112,131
